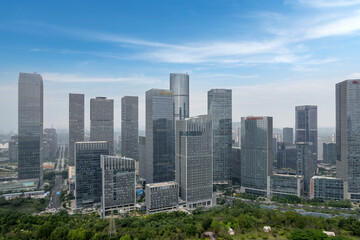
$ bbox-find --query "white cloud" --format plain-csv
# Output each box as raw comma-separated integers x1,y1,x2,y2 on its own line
297,0,360,8
347,72,360,78
304,12,360,39
42,72,160,84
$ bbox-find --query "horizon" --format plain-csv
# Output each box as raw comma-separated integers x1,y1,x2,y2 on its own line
2,0,360,131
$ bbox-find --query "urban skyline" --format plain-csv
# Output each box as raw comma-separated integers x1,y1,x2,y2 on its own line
3,1,360,131
1,2,360,239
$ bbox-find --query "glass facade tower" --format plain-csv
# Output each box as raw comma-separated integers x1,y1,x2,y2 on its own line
18,72,44,185
241,116,273,197
121,96,138,160
69,93,84,166
145,89,175,183
90,97,114,155
75,141,108,207
175,115,213,209
208,89,232,183
295,105,318,170
336,79,360,201
170,73,189,121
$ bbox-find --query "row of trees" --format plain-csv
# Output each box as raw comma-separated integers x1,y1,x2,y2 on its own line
271,195,353,208
0,199,359,239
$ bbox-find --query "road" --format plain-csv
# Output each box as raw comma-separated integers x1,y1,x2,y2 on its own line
49,175,63,209
55,145,65,172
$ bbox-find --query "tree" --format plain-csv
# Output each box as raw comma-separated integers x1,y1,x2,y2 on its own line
184,224,197,237
50,226,69,240
120,235,131,240
68,228,87,240
36,221,54,239
288,228,330,240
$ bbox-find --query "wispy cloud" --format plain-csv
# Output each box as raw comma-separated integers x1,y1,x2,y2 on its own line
16,7,360,67
297,0,360,8
304,11,360,39
197,73,259,79
42,72,160,84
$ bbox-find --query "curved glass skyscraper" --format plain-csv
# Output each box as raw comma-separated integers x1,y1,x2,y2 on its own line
170,73,189,121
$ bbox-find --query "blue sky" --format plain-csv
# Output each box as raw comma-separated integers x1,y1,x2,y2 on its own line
1,0,360,131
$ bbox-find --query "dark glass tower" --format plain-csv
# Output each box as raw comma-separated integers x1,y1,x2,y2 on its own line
208,89,232,183
18,72,43,185
121,96,138,160
69,93,84,166
75,141,108,207
145,89,174,183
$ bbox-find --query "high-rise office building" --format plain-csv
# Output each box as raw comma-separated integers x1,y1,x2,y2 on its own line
336,79,360,201
8,135,18,162
272,137,277,157
121,96,138,160
90,97,114,155
323,143,336,165
44,128,57,159
101,155,136,217
170,73,189,121
69,93,84,166
75,141,108,207
232,147,241,184
175,115,213,209
295,105,318,170
18,72,44,185
138,136,146,180
296,142,314,196
241,116,273,197
283,127,294,144
145,89,175,183
277,143,297,171
208,89,232,183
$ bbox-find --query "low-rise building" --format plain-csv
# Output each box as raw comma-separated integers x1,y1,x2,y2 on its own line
145,181,178,214
310,176,344,201
270,174,304,197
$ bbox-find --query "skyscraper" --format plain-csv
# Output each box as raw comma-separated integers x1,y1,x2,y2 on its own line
75,141,108,207
232,147,241,184
296,142,314,196
145,89,175,183
138,136,146,180
336,79,360,201
323,143,336,165
69,93,84,166
175,115,213,209
101,155,136,217
170,73,189,121
295,105,318,170
277,143,297,171
241,116,273,197
18,72,43,185
44,128,57,159
283,127,294,144
90,97,114,155
121,96,138,160
208,89,232,184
